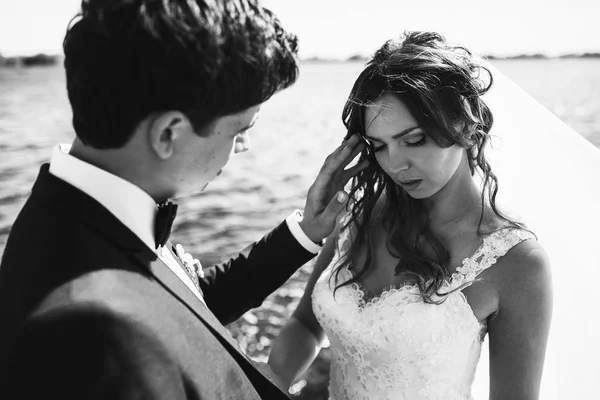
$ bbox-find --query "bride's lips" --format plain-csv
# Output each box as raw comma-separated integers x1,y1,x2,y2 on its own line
397,178,422,190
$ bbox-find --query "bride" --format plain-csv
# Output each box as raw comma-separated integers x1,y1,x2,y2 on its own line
267,31,557,399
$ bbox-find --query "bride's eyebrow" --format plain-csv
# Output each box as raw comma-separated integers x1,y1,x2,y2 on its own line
364,126,421,142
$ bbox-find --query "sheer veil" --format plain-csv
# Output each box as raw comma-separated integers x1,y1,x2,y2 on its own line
470,62,600,399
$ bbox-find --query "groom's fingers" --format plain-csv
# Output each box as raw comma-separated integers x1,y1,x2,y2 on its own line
320,139,349,171
317,135,362,180
320,190,349,223
342,159,370,182
340,141,366,170
309,135,363,208
324,135,360,168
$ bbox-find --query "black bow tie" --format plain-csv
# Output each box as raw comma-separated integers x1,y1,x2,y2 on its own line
154,201,178,249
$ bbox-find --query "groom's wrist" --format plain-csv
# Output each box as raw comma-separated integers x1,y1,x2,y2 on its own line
285,210,325,254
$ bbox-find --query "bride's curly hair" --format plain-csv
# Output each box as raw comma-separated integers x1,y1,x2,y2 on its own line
333,31,525,303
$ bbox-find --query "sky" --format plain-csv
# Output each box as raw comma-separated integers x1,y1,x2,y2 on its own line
0,0,598,58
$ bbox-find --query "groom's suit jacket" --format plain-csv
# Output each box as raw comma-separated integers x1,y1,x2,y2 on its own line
0,164,315,399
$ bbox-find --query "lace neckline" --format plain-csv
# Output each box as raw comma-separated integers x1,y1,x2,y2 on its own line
341,226,532,306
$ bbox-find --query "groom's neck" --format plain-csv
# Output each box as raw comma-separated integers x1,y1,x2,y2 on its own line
68,138,167,204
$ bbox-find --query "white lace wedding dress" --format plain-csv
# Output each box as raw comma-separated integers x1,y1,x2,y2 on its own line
306,61,600,399
311,221,535,400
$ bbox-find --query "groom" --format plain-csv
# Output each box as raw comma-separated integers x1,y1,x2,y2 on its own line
0,1,365,399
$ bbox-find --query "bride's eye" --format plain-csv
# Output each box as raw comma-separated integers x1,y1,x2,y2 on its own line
405,134,426,148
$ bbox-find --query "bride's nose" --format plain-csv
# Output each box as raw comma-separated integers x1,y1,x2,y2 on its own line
387,146,410,172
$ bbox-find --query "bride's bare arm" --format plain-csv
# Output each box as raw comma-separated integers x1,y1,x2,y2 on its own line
268,226,339,389
488,241,553,400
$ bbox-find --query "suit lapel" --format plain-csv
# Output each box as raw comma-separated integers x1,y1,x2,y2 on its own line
32,164,284,395
136,248,248,356
32,165,248,358
131,246,292,394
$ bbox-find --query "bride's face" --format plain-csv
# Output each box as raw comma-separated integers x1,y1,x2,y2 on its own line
363,93,465,199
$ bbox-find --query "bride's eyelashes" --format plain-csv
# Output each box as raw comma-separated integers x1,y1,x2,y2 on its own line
373,134,427,153
405,135,427,148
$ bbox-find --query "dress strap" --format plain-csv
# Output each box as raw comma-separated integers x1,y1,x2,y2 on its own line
323,212,354,284
450,228,536,288
334,213,353,257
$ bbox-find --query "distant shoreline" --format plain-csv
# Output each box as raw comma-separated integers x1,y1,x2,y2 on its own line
0,53,61,68
484,52,600,60
1,52,599,68
302,52,600,63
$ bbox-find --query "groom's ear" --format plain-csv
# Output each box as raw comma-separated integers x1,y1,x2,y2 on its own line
147,111,189,160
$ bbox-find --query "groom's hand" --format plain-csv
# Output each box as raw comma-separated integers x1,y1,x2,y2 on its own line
299,134,369,244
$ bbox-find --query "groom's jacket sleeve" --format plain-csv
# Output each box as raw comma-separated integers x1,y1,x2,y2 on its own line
1,304,188,400
199,220,316,325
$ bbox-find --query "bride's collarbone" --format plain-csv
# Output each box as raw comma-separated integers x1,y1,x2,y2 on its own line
350,224,479,281
348,229,500,322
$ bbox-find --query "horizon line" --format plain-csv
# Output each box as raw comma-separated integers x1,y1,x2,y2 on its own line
1,50,600,61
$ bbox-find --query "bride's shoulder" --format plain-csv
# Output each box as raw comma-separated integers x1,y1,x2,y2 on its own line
489,236,552,337
473,213,550,284
499,231,548,269
487,229,551,298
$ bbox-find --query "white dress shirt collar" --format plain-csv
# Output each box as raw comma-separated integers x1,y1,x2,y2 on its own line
48,143,323,255
49,143,158,250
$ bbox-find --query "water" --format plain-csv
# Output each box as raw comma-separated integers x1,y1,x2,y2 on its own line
1,59,599,398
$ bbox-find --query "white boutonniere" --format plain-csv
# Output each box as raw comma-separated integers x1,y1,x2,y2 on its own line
174,244,205,279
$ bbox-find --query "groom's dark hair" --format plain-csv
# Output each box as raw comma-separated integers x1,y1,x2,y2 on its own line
63,0,299,149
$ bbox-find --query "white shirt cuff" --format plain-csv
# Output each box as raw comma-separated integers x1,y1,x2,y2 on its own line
285,210,324,254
